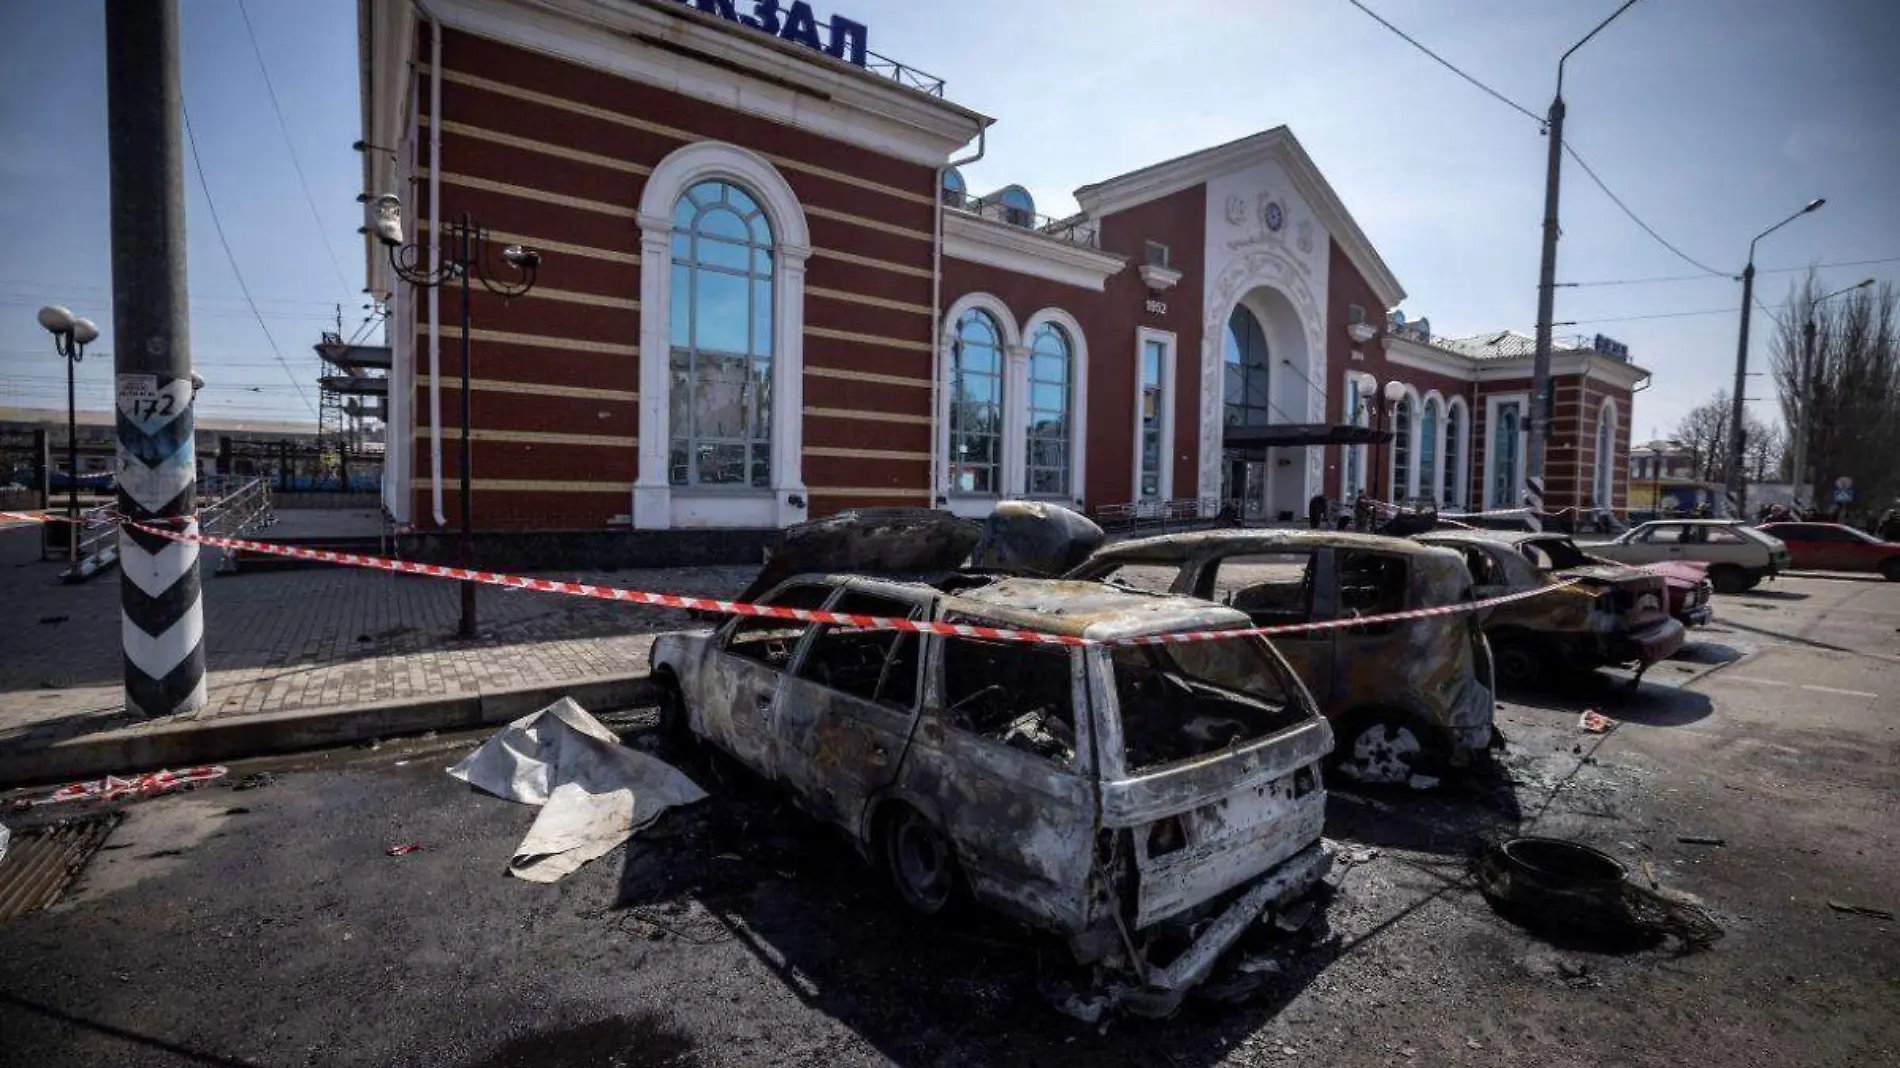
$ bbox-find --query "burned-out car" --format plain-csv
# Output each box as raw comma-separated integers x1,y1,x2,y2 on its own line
1417,530,1685,687
1067,531,1496,786
650,572,1334,1016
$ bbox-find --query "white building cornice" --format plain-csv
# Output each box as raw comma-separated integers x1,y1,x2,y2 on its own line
943,211,1127,292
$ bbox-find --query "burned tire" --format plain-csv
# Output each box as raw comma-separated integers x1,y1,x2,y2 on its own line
1491,638,1544,688
1707,565,1749,595
878,804,960,917
1331,709,1447,787
655,674,695,752
1881,559,1900,583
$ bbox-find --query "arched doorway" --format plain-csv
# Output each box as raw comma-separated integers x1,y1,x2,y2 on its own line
1218,288,1312,521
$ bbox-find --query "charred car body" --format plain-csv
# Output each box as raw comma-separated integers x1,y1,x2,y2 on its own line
1067,530,1497,786
650,570,1334,1016
1417,530,1686,687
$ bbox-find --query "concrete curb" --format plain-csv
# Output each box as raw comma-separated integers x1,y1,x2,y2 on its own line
0,673,660,789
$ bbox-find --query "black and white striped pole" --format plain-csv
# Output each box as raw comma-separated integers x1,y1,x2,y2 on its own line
1524,475,1545,533
107,0,205,718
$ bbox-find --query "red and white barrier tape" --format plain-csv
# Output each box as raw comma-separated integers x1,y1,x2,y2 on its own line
16,765,229,808
1,510,1576,647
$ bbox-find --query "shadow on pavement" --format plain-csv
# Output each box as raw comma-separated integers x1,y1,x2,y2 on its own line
606,741,1330,1068
0,989,263,1068
1324,756,1523,859
1500,670,1714,727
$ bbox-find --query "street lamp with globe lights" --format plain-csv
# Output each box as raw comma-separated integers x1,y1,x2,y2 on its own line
1354,374,1407,511
366,194,541,639
37,305,101,564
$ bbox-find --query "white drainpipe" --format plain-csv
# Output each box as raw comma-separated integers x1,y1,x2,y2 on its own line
932,122,985,508
419,2,445,526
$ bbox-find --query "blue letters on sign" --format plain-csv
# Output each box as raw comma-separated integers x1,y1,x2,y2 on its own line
678,0,871,68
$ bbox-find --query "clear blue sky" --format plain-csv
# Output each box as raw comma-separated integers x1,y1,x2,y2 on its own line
2,0,1895,442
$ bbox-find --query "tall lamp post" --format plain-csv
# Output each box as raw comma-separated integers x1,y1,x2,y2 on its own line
1789,277,1874,512
1725,198,1825,509
1528,0,1645,518
36,305,101,566
369,196,541,639
1361,374,1406,505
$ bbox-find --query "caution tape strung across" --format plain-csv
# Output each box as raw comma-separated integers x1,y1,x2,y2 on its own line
0,510,1577,647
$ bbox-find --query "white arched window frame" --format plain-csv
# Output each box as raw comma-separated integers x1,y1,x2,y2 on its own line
635,141,810,530
938,293,1023,518
1388,385,1420,502
1341,371,1366,502
1593,397,1619,510
1021,307,1090,505
1419,392,1444,506
1442,397,1470,508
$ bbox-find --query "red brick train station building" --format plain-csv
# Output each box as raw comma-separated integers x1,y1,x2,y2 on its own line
358,0,1646,536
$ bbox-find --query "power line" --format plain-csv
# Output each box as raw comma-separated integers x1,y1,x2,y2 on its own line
234,0,355,303
1561,257,1900,288
1341,0,1544,123
1560,141,1729,278
181,104,318,418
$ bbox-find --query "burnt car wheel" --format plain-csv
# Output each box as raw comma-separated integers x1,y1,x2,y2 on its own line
1707,565,1749,595
655,674,695,751
880,804,959,916
1334,712,1445,787
1882,559,1900,583
1491,639,1545,687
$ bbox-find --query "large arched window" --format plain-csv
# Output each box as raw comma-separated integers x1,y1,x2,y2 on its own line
1389,395,1414,502
950,309,1005,495
1594,399,1618,508
999,185,1035,227
1224,306,1271,427
1026,322,1073,497
1442,401,1465,507
1419,398,1440,505
1343,372,1365,501
668,180,774,488
1491,402,1522,509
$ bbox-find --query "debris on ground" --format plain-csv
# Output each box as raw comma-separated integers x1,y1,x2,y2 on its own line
229,772,277,792
0,821,9,864
1677,835,1727,846
1578,709,1617,733
387,843,422,857
17,766,228,808
37,615,67,625
449,697,707,883
1826,900,1895,921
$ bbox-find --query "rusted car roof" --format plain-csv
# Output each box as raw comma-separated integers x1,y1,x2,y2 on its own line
1095,528,1462,561
941,577,1247,641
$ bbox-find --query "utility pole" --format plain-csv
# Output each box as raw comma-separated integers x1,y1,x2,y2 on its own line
1725,199,1825,511
107,0,206,718
1528,0,1642,532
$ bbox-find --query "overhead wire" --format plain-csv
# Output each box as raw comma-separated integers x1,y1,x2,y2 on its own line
1341,0,1732,287
181,104,319,418
235,0,356,303
1561,257,1900,288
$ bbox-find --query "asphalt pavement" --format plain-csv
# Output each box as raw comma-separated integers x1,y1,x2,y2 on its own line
0,572,1895,1068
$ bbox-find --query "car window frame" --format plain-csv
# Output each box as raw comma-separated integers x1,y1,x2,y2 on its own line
717,579,836,668
790,588,929,711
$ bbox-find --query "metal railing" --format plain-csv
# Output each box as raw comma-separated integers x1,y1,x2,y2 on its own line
200,476,277,572
1092,497,1238,535
863,49,945,95
57,503,118,583
945,194,1102,250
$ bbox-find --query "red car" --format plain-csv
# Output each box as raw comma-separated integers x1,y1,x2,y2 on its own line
1758,522,1900,580
1631,560,1714,628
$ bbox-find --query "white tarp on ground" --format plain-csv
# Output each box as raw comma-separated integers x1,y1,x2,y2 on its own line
448,698,707,883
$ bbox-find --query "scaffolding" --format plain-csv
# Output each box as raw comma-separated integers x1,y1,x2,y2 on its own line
314,322,391,493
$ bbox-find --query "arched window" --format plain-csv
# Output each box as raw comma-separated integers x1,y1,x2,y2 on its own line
950,309,1004,495
1343,373,1364,501
1594,400,1617,508
1442,402,1464,507
1390,395,1413,502
941,168,966,208
1492,403,1521,509
1419,398,1440,505
1224,306,1271,427
668,180,774,488
999,186,1035,227
1026,322,1073,497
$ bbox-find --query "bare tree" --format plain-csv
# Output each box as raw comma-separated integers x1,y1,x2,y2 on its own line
1745,419,1785,486
1674,391,1730,482
1771,276,1900,514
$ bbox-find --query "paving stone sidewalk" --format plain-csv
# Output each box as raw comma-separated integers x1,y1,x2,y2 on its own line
0,525,754,758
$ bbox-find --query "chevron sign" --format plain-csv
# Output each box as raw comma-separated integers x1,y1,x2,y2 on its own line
116,372,206,717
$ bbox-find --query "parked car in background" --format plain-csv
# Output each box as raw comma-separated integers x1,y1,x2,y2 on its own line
1757,522,1900,581
1590,519,1789,594
1067,530,1496,787
651,572,1334,1017
1417,530,1685,688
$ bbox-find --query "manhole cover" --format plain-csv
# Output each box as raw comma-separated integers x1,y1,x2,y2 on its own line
0,813,122,923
